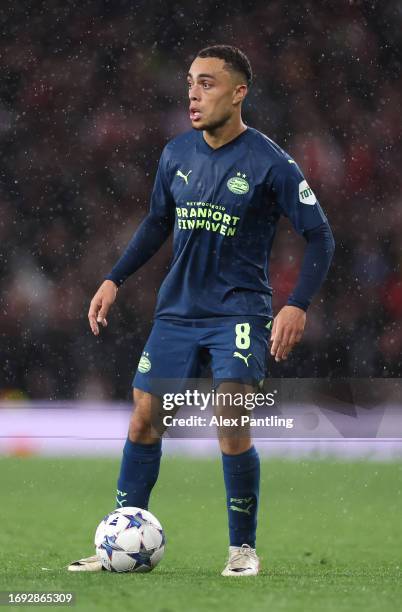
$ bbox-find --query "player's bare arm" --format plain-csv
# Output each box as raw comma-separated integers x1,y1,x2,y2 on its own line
88,280,118,336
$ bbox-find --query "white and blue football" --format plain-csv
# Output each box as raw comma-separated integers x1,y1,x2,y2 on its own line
94,507,165,573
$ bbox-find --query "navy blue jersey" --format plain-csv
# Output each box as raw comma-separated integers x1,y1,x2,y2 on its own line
145,127,327,319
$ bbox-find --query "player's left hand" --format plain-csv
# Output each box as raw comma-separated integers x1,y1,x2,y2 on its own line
270,305,306,362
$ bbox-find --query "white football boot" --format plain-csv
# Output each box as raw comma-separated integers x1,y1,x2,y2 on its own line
221,543,260,576
67,554,103,572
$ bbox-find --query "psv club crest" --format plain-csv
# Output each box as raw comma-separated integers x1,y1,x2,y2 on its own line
227,172,249,195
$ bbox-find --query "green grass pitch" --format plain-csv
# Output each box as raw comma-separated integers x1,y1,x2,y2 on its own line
1,456,401,611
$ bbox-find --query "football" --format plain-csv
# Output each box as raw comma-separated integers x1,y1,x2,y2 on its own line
94,507,165,573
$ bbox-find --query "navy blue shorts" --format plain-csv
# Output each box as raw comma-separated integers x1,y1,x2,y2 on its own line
133,316,273,395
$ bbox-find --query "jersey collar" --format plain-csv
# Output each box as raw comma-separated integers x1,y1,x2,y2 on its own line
196,127,249,155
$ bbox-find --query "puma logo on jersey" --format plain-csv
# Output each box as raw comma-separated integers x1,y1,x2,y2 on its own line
233,352,253,367
176,169,192,184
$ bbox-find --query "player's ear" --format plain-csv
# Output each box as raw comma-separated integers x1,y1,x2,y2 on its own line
233,84,248,105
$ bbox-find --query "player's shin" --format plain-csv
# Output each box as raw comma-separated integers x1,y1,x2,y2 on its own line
221,445,260,548
116,438,162,510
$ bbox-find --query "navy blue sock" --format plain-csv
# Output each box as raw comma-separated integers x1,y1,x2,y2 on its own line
116,438,162,510
222,446,260,548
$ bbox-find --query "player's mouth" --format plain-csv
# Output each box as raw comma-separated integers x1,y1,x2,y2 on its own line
190,107,202,122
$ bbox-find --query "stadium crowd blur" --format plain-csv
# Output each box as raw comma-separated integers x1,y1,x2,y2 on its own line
1,1,401,401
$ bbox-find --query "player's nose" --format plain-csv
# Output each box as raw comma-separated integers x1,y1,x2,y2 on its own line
188,85,201,101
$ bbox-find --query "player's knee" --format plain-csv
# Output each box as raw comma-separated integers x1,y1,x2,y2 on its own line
219,437,252,455
128,389,160,443
128,413,152,442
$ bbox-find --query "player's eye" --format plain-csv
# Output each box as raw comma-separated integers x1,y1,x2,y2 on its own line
201,82,211,89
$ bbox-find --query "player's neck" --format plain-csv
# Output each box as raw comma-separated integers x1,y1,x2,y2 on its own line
203,117,247,150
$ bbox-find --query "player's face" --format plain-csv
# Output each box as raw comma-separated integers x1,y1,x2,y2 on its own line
187,57,245,131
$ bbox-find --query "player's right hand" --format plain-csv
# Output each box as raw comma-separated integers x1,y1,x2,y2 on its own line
88,280,118,336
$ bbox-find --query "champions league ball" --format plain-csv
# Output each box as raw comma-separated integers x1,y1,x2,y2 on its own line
94,507,165,572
